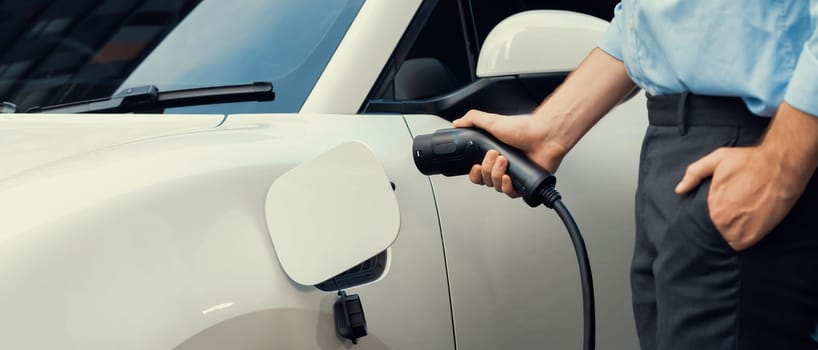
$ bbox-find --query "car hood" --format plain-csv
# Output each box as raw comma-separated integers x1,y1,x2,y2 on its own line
0,114,225,181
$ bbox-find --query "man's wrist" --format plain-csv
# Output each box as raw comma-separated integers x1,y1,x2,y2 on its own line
757,102,818,185
528,108,576,149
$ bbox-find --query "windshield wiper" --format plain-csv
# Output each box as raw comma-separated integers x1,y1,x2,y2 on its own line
26,81,275,114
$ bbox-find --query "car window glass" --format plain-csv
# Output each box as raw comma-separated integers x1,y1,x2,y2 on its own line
367,0,473,102
128,0,364,114
0,0,364,114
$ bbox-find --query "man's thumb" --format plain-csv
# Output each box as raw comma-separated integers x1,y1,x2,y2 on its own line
453,109,498,130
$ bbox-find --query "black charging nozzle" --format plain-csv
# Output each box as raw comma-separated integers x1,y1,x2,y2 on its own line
412,127,596,350
413,128,560,208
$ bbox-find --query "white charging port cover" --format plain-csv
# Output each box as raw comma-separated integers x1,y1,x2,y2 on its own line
265,141,400,286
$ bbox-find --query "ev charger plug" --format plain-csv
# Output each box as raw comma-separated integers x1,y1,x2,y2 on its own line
413,127,596,350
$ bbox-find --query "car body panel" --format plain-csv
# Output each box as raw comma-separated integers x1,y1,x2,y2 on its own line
301,0,423,114
0,114,453,349
405,93,647,350
0,115,224,181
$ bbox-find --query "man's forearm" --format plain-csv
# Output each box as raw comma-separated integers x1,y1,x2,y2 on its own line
760,102,818,191
530,48,636,152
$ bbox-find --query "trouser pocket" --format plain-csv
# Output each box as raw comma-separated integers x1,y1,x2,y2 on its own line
682,179,734,253
652,179,740,350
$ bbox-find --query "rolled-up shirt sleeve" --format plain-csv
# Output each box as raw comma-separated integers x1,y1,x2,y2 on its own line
784,1,818,116
597,2,624,61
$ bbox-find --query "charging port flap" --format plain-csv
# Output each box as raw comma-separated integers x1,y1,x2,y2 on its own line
265,141,400,286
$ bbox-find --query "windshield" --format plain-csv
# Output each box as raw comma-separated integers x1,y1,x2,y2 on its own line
0,0,364,114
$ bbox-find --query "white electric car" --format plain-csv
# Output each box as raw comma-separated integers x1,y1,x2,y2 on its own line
0,0,647,349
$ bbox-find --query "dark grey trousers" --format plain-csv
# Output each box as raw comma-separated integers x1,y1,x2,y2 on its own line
633,93,818,350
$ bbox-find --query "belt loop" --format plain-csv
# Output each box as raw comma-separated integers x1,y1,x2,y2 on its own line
676,92,689,136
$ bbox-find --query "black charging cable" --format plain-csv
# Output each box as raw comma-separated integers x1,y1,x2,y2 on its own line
539,187,595,350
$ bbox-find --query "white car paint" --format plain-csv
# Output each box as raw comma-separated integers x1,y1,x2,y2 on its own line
301,0,423,114
477,10,612,77
0,115,223,181
0,114,453,349
266,141,399,286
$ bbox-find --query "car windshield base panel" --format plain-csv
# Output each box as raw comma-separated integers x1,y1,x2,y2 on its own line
26,82,275,114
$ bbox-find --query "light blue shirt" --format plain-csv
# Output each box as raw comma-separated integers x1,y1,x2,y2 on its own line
599,1,818,117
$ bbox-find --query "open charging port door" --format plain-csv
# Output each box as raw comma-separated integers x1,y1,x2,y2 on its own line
265,141,400,344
